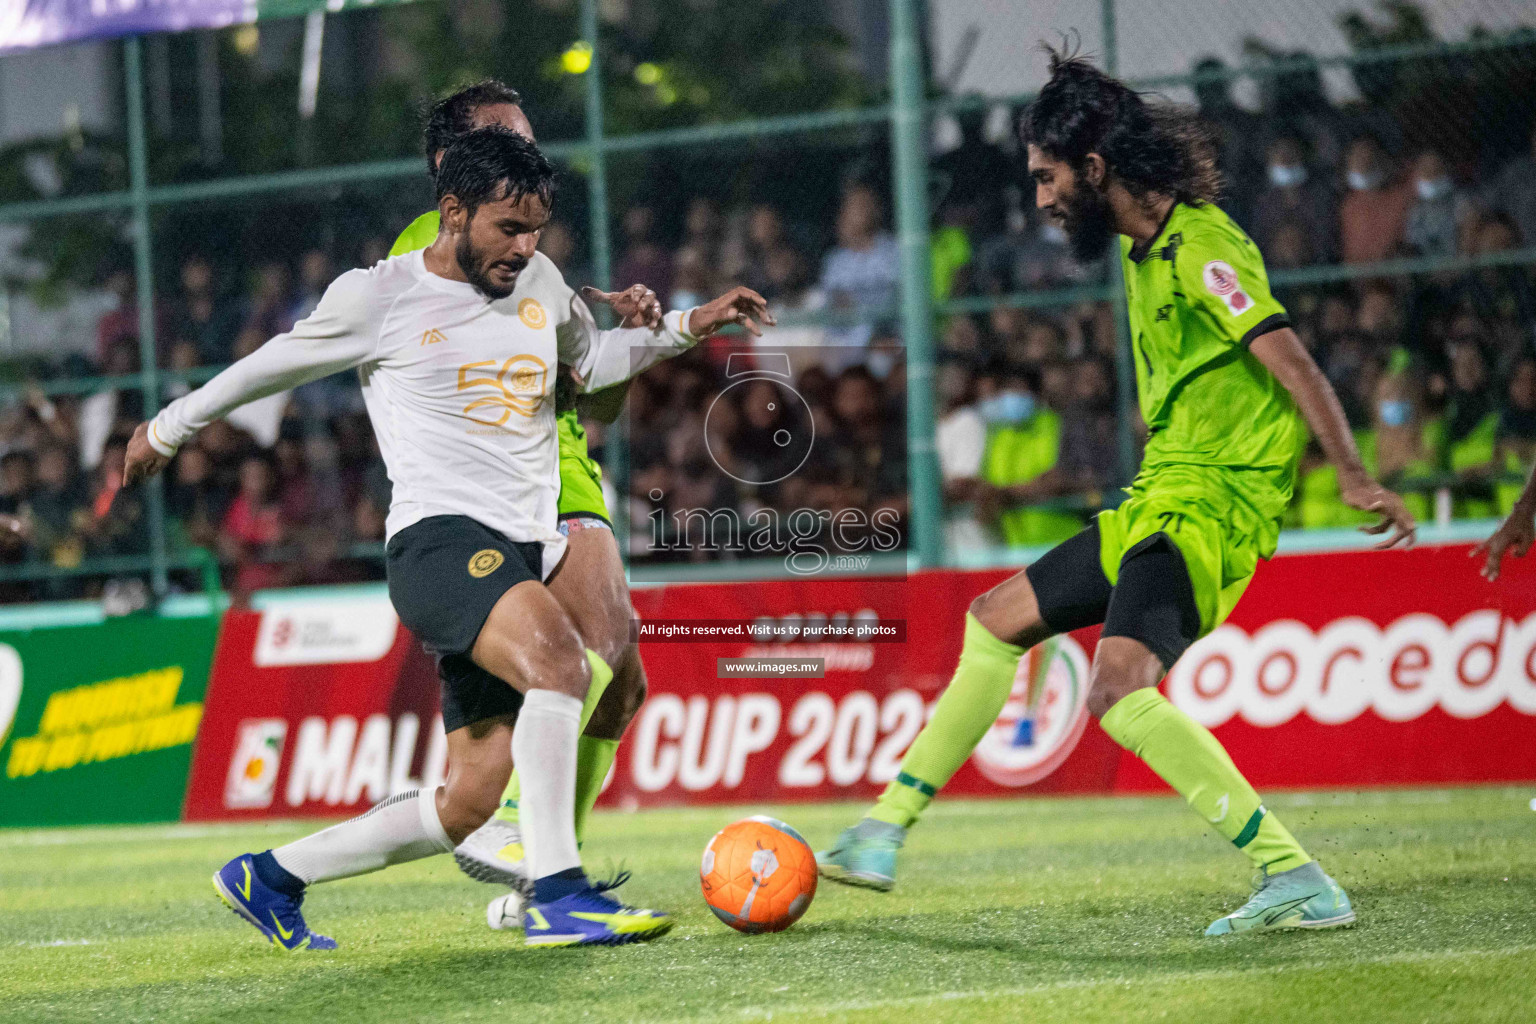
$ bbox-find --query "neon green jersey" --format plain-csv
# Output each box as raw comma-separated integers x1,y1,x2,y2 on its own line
1121,202,1303,521
390,211,440,257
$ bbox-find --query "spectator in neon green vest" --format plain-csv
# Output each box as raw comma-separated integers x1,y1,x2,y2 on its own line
1444,341,1501,519
1295,364,1440,528
976,368,1082,546
1494,357,1536,515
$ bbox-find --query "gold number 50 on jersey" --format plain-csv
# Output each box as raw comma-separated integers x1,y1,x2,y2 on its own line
457,355,550,425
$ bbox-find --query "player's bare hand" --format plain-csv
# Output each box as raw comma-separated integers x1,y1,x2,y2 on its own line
124,421,171,486
688,286,776,338
1341,474,1416,550
1470,508,1535,581
580,284,663,330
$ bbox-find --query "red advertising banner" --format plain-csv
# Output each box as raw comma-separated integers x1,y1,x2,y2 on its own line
602,541,1536,809
183,591,447,821
184,541,1536,821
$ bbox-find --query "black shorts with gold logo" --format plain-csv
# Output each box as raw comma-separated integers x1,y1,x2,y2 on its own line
386,515,543,731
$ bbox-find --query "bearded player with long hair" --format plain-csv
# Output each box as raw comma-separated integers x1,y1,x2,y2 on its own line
819,48,1415,936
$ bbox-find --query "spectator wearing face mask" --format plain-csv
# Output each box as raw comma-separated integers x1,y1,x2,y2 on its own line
1404,150,1472,258
1252,134,1336,264
973,369,1081,546
1371,364,1440,523
1339,135,1412,264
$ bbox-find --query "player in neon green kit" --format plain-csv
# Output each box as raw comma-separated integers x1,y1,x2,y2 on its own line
395,83,653,914
820,50,1417,935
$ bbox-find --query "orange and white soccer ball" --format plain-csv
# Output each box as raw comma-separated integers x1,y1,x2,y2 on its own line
700,815,818,933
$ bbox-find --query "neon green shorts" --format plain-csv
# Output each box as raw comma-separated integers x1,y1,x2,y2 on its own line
1096,466,1280,638
557,408,610,522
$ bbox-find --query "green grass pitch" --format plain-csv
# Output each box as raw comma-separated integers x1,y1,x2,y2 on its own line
3,786,1534,1023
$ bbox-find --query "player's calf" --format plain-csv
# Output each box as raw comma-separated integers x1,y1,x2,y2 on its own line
1085,637,1166,720
585,641,646,740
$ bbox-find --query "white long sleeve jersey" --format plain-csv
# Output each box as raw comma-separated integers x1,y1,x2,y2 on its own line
149,249,698,574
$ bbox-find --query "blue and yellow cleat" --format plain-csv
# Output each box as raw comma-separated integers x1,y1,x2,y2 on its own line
521,874,672,948
212,854,337,952
1205,861,1356,936
816,819,905,892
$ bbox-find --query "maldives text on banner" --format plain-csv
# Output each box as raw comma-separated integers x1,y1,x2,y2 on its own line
176,541,1536,822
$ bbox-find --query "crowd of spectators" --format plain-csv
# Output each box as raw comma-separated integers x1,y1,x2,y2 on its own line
4,52,1536,599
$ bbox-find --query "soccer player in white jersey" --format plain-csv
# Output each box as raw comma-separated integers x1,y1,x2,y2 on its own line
123,127,774,949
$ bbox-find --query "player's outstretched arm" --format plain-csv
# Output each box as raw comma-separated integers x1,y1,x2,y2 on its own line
1471,474,1536,580
123,271,380,486
1250,326,1416,550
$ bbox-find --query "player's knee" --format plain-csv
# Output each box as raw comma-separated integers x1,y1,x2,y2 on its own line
1087,639,1162,718
439,776,501,839
525,641,592,701
968,579,1051,648
589,610,631,670
612,646,648,723
967,589,1006,634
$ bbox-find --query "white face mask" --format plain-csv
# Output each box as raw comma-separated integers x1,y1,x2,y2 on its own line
1268,163,1307,188
866,350,898,380
1415,176,1452,202
1348,168,1385,192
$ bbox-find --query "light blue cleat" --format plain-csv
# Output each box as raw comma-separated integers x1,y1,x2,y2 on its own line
1205,861,1356,936
816,819,905,892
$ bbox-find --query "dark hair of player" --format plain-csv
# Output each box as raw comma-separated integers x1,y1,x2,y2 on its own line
435,126,556,217
1025,44,1221,206
422,80,523,178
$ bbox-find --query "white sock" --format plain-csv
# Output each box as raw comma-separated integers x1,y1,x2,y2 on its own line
272,786,453,885
512,689,583,882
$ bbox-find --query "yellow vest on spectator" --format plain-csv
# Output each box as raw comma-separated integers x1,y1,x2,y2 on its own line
1295,424,1440,530
982,411,1083,546
1498,446,1528,516
1448,413,1500,520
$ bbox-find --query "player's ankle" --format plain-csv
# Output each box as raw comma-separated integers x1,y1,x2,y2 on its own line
852,818,907,844
252,850,306,898
533,867,590,903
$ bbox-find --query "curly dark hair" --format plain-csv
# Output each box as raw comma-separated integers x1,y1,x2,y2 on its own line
1025,44,1221,206
435,127,555,217
422,80,523,178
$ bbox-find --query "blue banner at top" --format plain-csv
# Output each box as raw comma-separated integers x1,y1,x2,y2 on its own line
0,0,255,53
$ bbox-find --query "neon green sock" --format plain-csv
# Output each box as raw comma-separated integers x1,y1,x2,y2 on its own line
1100,688,1310,874
868,613,1024,828
494,649,614,827
572,737,621,844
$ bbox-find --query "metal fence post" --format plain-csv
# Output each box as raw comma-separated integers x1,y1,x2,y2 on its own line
1101,0,1137,487
579,0,628,554
125,35,169,597
889,0,942,570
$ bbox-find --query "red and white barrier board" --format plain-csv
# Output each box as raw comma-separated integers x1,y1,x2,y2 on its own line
184,592,447,821
607,542,1536,808
183,542,1536,821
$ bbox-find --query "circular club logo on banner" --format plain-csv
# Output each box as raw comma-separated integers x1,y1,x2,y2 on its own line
970,634,1091,787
